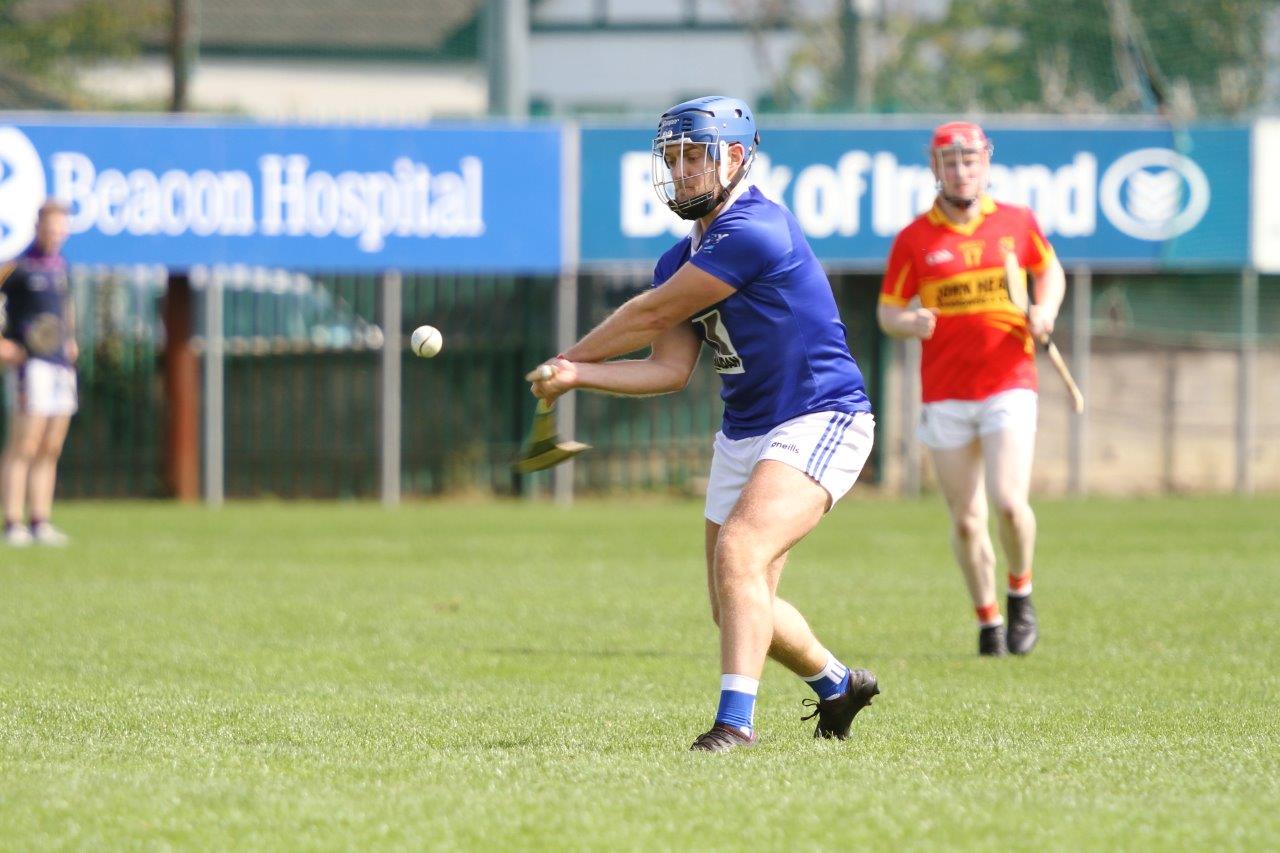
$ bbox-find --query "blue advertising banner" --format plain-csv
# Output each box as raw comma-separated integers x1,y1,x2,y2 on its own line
0,118,563,272
581,123,1249,269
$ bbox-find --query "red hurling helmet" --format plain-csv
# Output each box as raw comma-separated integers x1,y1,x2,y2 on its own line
930,121,992,155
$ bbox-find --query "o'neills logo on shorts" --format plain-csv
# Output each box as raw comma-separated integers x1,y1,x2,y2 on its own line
769,440,800,454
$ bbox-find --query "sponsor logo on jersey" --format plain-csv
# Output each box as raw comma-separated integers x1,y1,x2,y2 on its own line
697,231,728,254
958,240,985,267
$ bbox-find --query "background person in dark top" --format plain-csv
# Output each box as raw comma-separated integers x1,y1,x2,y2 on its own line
0,200,78,547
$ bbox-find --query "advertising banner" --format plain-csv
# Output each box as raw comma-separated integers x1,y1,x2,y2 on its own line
1252,119,1280,273
0,118,563,272
582,123,1249,269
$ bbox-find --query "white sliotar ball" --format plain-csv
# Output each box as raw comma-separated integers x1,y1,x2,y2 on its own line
410,325,443,358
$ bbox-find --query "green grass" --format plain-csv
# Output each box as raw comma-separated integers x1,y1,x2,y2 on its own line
1,496,1277,849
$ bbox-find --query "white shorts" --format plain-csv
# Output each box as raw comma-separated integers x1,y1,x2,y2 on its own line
705,410,875,525
4,359,78,417
918,388,1036,450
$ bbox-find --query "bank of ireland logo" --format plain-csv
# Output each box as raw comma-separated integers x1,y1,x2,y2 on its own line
0,127,47,258
1099,148,1209,241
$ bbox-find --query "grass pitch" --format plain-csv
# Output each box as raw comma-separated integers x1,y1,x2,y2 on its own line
1,496,1277,848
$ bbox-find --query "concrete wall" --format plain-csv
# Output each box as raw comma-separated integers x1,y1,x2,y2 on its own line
881,346,1280,496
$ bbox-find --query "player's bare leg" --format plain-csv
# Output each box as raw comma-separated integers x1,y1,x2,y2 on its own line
707,519,877,732
930,441,1006,655
2,413,46,546
982,426,1038,653
694,465,822,748
704,523,825,676
931,441,997,605
28,414,71,545
758,546,880,739
765,586,828,677
982,426,1036,578
715,461,827,679
691,460,878,749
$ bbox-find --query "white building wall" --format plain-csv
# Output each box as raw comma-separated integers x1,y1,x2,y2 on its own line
529,30,804,113
79,57,487,122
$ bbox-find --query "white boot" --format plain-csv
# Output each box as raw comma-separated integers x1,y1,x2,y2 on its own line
4,524,33,547
31,522,69,547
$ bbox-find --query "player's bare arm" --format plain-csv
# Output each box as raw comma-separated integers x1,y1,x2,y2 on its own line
535,321,701,402
561,263,735,365
877,301,938,339
1027,256,1066,339
64,299,78,363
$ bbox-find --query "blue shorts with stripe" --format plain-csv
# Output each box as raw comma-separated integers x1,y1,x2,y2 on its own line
704,410,876,525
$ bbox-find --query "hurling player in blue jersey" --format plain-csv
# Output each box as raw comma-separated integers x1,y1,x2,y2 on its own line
529,97,880,752
0,201,77,547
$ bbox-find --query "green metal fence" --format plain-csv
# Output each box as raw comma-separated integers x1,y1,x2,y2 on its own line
210,269,556,498
398,273,555,496
217,270,383,498
18,264,1274,500
11,265,168,498
0,265,891,499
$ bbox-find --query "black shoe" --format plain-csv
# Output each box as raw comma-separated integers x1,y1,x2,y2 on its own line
801,669,879,740
690,723,757,752
1007,594,1038,655
978,624,1008,656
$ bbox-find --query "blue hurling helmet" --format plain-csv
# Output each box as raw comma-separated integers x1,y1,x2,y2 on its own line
652,96,761,220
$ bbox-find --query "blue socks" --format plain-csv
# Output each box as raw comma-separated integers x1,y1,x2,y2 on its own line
714,655,851,737
803,652,850,701
715,674,758,735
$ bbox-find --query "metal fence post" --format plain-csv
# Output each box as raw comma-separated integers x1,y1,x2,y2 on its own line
1069,266,1091,495
381,269,402,506
1237,267,1258,495
201,266,224,506
553,123,581,505
1162,352,1178,493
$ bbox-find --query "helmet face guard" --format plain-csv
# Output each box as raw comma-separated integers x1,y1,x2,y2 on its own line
651,97,760,221
929,121,993,208
652,134,749,221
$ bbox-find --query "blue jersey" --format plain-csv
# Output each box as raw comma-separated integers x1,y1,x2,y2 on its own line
0,245,73,367
653,186,871,439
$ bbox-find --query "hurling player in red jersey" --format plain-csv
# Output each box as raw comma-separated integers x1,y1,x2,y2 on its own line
878,122,1066,656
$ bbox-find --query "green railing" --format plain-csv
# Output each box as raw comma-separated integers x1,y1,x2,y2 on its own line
33,265,1280,499
0,265,892,499
53,265,166,497
211,271,555,498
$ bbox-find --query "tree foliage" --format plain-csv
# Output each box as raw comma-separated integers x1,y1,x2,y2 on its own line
787,0,1278,118
0,0,162,108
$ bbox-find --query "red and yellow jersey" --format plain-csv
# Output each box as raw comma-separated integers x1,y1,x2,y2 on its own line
879,196,1055,403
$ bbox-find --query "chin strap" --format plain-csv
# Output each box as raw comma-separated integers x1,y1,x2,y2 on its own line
670,189,721,221
941,193,978,210
670,153,753,221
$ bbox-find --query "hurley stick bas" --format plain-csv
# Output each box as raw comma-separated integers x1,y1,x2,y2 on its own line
513,364,591,473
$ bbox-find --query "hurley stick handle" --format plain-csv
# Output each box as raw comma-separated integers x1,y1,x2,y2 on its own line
525,363,556,382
